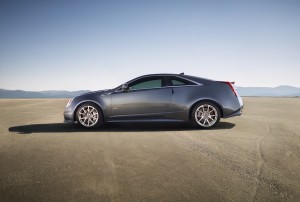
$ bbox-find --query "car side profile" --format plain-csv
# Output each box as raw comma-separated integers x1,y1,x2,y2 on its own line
64,73,243,129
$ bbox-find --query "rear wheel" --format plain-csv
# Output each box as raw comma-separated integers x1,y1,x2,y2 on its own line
76,103,103,128
191,102,220,128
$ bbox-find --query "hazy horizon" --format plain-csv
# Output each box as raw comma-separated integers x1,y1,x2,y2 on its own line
1,0,300,91
1,84,300,92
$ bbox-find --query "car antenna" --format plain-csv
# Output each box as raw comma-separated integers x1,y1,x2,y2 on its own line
180,72,184,75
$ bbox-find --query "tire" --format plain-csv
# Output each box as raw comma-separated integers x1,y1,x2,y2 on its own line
76,102,103,128
191,101,221,128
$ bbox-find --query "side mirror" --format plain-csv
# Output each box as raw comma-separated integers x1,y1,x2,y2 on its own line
121,83,129,91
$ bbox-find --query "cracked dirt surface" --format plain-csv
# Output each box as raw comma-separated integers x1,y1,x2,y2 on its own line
1,97,300,201
252,123,270,200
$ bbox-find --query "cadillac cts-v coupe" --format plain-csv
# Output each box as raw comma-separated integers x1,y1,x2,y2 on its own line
64,73,243,129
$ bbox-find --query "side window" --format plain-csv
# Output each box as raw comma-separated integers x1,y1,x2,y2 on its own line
129,77,164,90
172,79,185,86
169,76,197,86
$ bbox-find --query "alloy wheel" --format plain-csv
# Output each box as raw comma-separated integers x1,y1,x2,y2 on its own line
194,104,218,127
77,105,99,127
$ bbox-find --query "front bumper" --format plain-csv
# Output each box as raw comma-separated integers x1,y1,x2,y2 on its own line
64,108,75,123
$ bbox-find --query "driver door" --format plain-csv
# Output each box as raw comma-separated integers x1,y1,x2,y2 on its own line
110,76,172,119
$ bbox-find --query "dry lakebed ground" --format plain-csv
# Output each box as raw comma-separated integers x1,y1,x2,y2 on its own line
0,97,299,201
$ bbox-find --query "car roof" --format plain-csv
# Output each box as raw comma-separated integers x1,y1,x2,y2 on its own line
140,73,215,84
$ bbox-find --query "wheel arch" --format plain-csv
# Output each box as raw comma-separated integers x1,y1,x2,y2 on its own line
73,100,104,122
189,99,224,120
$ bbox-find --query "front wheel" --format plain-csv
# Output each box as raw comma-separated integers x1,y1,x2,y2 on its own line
76,103,103,128
191,102,221,128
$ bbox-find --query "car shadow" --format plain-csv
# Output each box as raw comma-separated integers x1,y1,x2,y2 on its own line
8,122,235,134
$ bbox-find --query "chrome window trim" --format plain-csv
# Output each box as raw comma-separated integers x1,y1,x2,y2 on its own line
114,84,202,93
114,74,201,93
166,84,202,88
114,75,164,93
115,85,169,93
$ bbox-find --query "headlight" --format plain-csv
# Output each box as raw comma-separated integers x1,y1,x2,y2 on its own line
66,98,74,108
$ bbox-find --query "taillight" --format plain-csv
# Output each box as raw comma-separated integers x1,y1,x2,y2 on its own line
222,81,237,96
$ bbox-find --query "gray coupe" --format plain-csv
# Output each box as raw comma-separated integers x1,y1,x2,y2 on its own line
64,73,243,129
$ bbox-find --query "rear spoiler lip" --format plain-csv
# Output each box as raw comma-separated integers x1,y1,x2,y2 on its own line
218,81,235,84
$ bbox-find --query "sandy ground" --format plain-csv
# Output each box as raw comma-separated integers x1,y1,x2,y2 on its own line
0,98,299,202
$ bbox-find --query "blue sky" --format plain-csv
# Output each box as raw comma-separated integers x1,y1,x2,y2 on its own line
0,0,299,91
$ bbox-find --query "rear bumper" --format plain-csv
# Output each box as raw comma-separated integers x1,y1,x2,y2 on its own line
223,95,244,118
225,107,243,118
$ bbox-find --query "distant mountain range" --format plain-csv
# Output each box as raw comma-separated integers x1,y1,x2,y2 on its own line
237,85,300,97
0,89,90,98
0,85,300,98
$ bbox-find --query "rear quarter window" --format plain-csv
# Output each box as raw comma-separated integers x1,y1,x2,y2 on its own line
168,76,197,86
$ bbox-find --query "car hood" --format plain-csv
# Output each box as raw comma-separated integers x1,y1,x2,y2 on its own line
78,89,113,97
